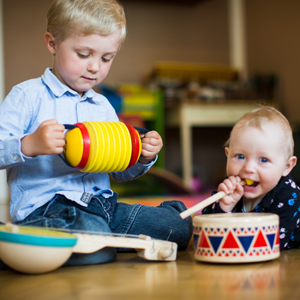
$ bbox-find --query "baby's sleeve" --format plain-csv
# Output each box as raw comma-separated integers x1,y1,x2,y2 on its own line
268,179,300,250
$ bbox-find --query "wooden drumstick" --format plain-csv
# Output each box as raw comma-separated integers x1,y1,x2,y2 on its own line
180,179,253,219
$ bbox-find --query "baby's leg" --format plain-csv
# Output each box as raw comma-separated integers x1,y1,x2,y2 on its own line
110,200,193,250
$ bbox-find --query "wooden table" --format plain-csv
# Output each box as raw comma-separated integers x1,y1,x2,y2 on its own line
166,102,259,188
0,245,299,300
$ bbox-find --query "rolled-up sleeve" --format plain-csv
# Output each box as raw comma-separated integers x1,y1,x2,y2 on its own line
0,86,33,169
110,156,157,182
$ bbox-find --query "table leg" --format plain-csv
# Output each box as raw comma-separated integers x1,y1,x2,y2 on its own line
180,106,192,188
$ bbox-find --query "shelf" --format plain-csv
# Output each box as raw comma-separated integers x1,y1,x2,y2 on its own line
147,61,239,82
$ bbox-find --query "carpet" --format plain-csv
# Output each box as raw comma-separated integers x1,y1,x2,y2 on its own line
118,192,211,215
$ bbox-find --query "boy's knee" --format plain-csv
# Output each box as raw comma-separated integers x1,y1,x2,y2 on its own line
158,200,193,250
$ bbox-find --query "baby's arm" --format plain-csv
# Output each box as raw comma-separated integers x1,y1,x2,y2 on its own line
21,119,65,157
217,176,244,212
138,130,163,164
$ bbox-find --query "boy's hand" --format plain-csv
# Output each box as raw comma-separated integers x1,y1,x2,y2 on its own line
217,176,244,212
138,130,163,164
21,119,65,157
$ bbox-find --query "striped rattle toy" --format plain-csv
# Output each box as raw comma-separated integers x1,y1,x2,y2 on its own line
63,122,144,173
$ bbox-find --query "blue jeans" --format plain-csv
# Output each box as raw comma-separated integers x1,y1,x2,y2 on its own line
3,194,192,267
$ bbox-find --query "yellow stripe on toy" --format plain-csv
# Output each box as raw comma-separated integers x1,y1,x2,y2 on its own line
63,122,143,173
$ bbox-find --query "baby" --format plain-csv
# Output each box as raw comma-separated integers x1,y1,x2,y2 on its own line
202,106,300,250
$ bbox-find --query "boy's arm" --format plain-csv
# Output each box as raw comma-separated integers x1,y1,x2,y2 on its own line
138,130,163,164
0,87,33,169
110,156,157,182
110,130,162,182
0,86,65,169
21,119,65,157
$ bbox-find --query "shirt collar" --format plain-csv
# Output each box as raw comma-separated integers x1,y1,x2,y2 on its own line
41,68,99,102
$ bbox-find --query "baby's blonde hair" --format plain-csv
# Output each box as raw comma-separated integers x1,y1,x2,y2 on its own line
46,0,126,46
225,106,294,158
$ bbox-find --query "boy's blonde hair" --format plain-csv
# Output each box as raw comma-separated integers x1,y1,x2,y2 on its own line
46,0,126,45
226,106,294,158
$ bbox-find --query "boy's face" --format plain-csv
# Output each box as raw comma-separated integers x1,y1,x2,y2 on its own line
45,30,121,96
225,121,295,203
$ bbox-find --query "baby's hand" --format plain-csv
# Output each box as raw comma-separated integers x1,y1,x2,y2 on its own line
138,130,163,164
217,176,244,212
21,119,65,157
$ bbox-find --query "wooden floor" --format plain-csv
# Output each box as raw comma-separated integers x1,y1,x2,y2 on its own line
1,243,300,300
1,202,300,299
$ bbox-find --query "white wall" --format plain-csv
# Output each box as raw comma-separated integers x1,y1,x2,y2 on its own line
228,0,247,79
0,0,9,204
3,0,230,92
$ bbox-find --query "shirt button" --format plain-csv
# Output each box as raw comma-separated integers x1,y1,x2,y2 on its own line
13,155,18,161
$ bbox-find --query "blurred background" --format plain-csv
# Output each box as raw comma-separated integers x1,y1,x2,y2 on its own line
1,0,300,205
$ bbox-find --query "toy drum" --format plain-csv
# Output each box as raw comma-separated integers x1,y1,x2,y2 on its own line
193,213,280,263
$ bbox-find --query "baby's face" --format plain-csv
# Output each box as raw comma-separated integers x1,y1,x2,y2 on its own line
226,122,290,203
50,30,121,96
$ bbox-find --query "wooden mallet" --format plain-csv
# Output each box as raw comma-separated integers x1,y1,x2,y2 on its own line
180,179,254,219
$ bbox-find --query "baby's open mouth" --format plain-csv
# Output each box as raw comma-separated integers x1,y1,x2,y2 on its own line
244,179,259,187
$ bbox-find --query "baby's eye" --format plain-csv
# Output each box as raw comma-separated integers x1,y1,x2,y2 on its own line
236,154,244,160
260,157,268,163
78,53,90,59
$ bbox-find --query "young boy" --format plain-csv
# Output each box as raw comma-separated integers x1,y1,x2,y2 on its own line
0,0,192,267
202,106,300,250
